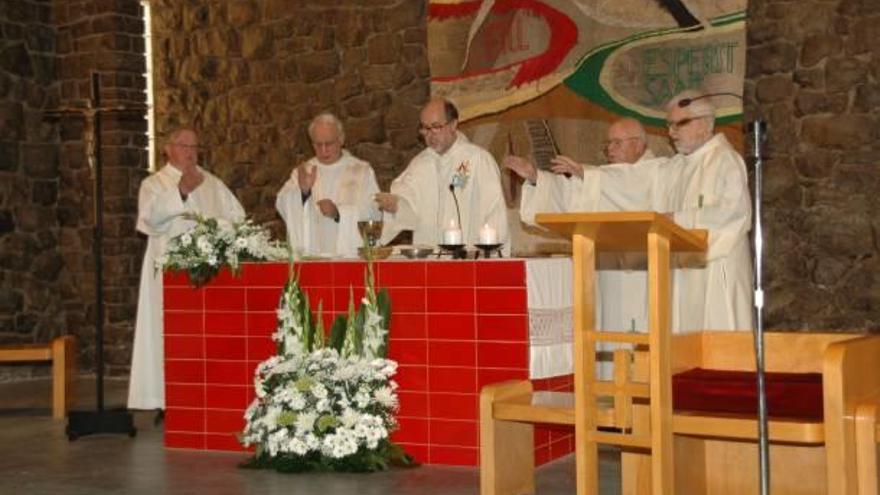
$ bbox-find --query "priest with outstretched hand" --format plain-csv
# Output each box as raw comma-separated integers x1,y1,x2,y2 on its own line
276,113,381,258
128,128,245,411
375,98,509,252
504,117,657,336
507,91,754,333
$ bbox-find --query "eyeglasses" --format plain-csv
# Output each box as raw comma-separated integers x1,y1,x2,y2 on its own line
666,115,710,131
603,136,641,148
418,121,450,134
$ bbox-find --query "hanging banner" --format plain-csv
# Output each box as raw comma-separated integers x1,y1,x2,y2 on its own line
427,0,748,251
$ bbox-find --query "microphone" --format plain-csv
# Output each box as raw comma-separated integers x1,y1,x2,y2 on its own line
678,92,743,107
448,183,463,237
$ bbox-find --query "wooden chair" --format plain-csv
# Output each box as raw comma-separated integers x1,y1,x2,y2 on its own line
619,331,880,495
0,335,76,418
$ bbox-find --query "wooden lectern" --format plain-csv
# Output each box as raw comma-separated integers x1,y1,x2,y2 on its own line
536,212,707,495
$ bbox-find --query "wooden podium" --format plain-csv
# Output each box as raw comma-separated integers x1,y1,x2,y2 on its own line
536,212,707,495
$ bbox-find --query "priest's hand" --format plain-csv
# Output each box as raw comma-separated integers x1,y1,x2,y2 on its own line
502,155,538,184
549,155,584,180
297,164,317,194
316,199,339,221
178,166,204,198
374,193,399,214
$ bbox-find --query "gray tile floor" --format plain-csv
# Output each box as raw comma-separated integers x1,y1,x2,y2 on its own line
0,376,621,494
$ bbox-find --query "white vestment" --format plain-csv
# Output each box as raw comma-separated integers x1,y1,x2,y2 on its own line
520,150,656,334
380,132,509,251
577,133,754,333
276,151,380,258
128,164,244,410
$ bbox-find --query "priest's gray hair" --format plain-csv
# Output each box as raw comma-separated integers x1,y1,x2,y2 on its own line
308,112,345,142
164,127,196,146
667,89,716,132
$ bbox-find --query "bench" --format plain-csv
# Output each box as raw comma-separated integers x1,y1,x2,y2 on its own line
0,336,76,419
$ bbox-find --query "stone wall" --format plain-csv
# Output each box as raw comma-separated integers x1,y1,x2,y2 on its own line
149,0,429,230
53,0,147,374
0,0,64,379
745,0,880,330
0,0,147,379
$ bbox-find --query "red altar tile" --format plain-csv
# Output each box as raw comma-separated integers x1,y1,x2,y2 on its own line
163,260,574,467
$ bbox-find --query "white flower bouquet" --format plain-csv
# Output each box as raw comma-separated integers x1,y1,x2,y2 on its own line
240,259,411,473
241,349,401,471
158,215,289,287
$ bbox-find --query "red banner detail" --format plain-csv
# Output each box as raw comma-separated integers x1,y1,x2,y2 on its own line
429,0,578,88
428,1,483,20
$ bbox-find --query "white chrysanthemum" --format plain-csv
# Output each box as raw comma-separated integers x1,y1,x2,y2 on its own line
340,408,359,429
180,233,192,246
196,236,212,254
311,383,328,400
373,386,397,409
295,411,317,434
288,437,309,456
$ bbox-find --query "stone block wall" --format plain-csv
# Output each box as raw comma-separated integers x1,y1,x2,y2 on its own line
0,0,147,379
53,0,147,374
745,0,880,330
149,0,429,230
0,0,65,379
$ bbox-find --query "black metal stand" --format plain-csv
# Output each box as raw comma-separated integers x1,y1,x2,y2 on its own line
749,119,770,494
59,72,137,440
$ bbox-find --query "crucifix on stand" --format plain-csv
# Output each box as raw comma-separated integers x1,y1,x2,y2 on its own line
46,71,147,440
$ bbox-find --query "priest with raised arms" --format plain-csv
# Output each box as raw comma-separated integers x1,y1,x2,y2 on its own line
276,113,381,258
505,117,656,336
508,91,754,333
129,128,245,411
375,98,509,252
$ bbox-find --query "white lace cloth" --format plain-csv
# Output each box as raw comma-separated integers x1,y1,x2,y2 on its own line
525,258,575,379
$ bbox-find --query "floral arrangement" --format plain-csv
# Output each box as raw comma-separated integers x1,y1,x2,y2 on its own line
157,215,289,287
240,260,412,473
450,160,470,189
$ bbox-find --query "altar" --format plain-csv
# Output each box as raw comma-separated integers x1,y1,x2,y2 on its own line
162,258,576,466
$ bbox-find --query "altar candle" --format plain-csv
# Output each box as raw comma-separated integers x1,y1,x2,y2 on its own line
478,223,497,245
442,219,463,245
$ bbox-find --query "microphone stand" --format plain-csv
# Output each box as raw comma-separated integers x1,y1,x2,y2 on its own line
750,119,770,495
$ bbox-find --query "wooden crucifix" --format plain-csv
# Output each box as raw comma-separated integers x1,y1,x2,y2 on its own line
45,71,146,439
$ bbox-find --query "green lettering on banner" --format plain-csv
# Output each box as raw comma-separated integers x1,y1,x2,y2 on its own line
564,12,746,126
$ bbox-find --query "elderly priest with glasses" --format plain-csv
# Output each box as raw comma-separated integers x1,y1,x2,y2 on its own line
507,90,754,334
375,97,509,252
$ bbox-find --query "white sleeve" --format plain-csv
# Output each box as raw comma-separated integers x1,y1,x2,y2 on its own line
137,179,185,236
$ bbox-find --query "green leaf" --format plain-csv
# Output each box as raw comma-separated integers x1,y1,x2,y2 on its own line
328,314,348,351
314,300,325,349
377,288,392,356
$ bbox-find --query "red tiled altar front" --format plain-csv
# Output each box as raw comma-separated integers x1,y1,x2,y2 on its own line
163,260,574,466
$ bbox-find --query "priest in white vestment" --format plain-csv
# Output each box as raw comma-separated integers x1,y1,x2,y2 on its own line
276,113,381,258
128,128,245,410
508,92,754,333
506,118,656,334
376,98,509,251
